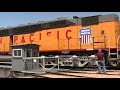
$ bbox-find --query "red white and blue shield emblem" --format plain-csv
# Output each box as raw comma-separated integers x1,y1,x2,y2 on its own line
79,28,92,44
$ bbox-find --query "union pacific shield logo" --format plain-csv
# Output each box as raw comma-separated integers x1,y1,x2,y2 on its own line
79,28,92,44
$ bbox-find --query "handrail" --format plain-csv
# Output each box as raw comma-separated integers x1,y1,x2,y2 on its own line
117,35,120,59
108,36,110,57
92,36,110,52
104,36,110,65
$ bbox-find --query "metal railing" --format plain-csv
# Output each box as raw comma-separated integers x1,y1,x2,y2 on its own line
23,56,60,72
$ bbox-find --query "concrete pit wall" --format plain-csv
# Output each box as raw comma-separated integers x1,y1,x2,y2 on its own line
0,68,11,78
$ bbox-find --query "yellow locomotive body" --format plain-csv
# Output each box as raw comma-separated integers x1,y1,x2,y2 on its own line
11,14,120,52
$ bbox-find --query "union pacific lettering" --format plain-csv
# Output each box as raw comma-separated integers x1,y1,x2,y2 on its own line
13,30,72,44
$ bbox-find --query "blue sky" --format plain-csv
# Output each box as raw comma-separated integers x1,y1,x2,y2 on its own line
0,12,119,28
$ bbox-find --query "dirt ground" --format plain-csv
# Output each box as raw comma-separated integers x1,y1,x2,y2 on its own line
18,70,120,78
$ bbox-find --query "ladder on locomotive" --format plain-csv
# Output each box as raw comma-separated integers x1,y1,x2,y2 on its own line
109,35,120,61
108,35,120,66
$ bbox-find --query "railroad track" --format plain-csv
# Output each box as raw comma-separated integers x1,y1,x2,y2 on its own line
18,72,88,78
